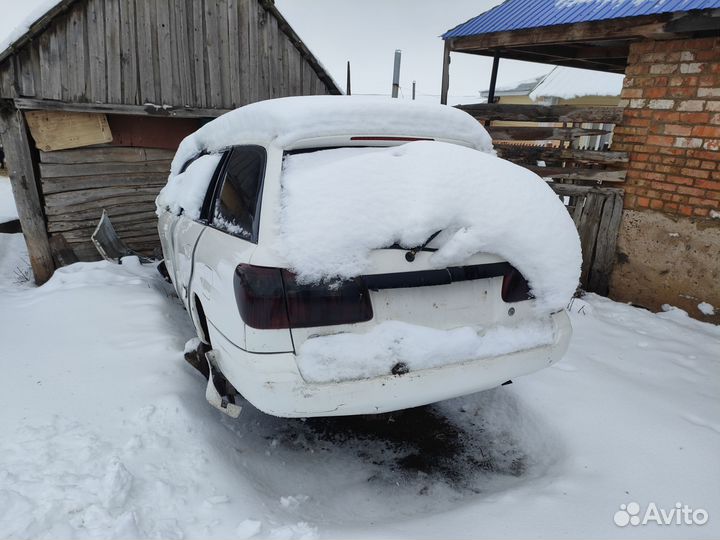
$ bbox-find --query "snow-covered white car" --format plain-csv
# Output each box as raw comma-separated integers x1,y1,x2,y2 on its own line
156,97,581,418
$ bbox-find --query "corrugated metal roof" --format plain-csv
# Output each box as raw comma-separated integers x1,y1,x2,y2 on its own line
443,0,720,39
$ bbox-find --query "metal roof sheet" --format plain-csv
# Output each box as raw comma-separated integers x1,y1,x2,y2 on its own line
443,0,720,39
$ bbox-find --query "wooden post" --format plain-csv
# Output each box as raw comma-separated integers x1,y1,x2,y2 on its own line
0,104,55,284
440,40,451,105
487,51,500,104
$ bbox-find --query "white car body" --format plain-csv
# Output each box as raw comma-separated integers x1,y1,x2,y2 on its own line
158,98,572,418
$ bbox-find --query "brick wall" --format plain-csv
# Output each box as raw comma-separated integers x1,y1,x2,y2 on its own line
613,36,720,218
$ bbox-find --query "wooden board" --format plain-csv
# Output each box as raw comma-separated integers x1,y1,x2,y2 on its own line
25,110,113,151
458,103,623,124
549,183,624,296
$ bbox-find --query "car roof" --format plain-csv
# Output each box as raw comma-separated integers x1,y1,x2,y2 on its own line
170,96,493,176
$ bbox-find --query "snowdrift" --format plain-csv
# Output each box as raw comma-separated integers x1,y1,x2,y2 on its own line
278,141,582,313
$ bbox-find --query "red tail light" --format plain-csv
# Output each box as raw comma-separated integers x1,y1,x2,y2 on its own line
233,264,373,330
502,266,533,303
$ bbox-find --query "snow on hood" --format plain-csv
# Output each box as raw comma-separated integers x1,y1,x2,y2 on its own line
170,96,494,176
278,141,582,313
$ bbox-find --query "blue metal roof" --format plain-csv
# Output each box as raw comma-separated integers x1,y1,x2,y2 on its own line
443,0,720,39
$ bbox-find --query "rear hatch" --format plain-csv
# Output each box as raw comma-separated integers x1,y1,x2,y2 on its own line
285,245,534,349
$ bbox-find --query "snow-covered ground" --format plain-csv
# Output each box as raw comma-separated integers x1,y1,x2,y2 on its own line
1,228,718,539
0,176,19,224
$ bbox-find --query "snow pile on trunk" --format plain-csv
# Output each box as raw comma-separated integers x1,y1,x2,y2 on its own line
169,96,493,176
155,154,221,218
297,318,555,384
278,141,581,313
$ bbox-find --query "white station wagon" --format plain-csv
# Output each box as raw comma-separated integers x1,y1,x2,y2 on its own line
156,97,575,418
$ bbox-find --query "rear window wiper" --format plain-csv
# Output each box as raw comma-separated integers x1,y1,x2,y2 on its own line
405,230,442,262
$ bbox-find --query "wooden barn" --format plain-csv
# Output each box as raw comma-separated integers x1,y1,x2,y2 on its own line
0,0,341,284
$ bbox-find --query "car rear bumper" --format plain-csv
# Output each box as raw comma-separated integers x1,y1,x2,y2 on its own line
208,310,572,418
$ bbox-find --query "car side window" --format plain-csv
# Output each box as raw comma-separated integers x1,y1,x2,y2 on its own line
210,145,266,242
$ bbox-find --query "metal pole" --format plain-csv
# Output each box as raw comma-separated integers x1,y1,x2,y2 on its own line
346,61,351,95
391,49,401,98
487,51,500,104
412,80,416,100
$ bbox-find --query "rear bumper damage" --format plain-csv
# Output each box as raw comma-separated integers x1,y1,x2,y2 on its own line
207,310,572,418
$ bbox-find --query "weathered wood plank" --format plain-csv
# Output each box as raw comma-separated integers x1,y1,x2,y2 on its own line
44,185,164,208
105,0,122,103
55,219,159,238
42,174,167,195
16,47,36,96
0,58,17,98
87,0,107,102
549,183,624,197
257,5,270,100
135,0,157,104
0,107,55,282
227,0,242,107
67,6,87,102
40,146,175,164
156,0,174,105
56,17,69,101
192,0,208,107
587,192,624,295
48,210,159,232
526,165,626,183
14,97,231,118
49,233,80,266
174,0,194,106
576,191,605,287
204,0,224,108
45,201,157,219
217,0,232,106
40,160,171,179
39,30,62,100
495,145,629,165
457,103,623,124
119,0,138,104
25,111,113,152
246,0,259,102
486,125,612,141
237,0,252,105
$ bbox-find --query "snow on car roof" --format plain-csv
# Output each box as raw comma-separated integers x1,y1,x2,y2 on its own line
170,96,494,176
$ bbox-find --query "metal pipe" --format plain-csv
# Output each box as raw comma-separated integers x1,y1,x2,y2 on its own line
391,49,401,98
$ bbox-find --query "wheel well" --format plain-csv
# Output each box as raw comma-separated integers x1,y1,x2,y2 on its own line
193,294,211,345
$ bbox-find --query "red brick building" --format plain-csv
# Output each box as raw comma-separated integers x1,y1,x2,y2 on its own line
441,1,720,321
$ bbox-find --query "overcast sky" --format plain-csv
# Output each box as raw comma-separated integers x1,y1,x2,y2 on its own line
1,0,554,104
275,0,553,103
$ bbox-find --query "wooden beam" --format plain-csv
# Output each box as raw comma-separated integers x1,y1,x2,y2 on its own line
487,51,500,104
440,40,451,105
0,104,55,283
457,103,623,123
526,165,626,183
449,13,672,52
14,98,230,118
486,125,612,141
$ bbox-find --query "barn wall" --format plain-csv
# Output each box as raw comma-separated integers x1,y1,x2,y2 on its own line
33,112,201,260
0,0,335,106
